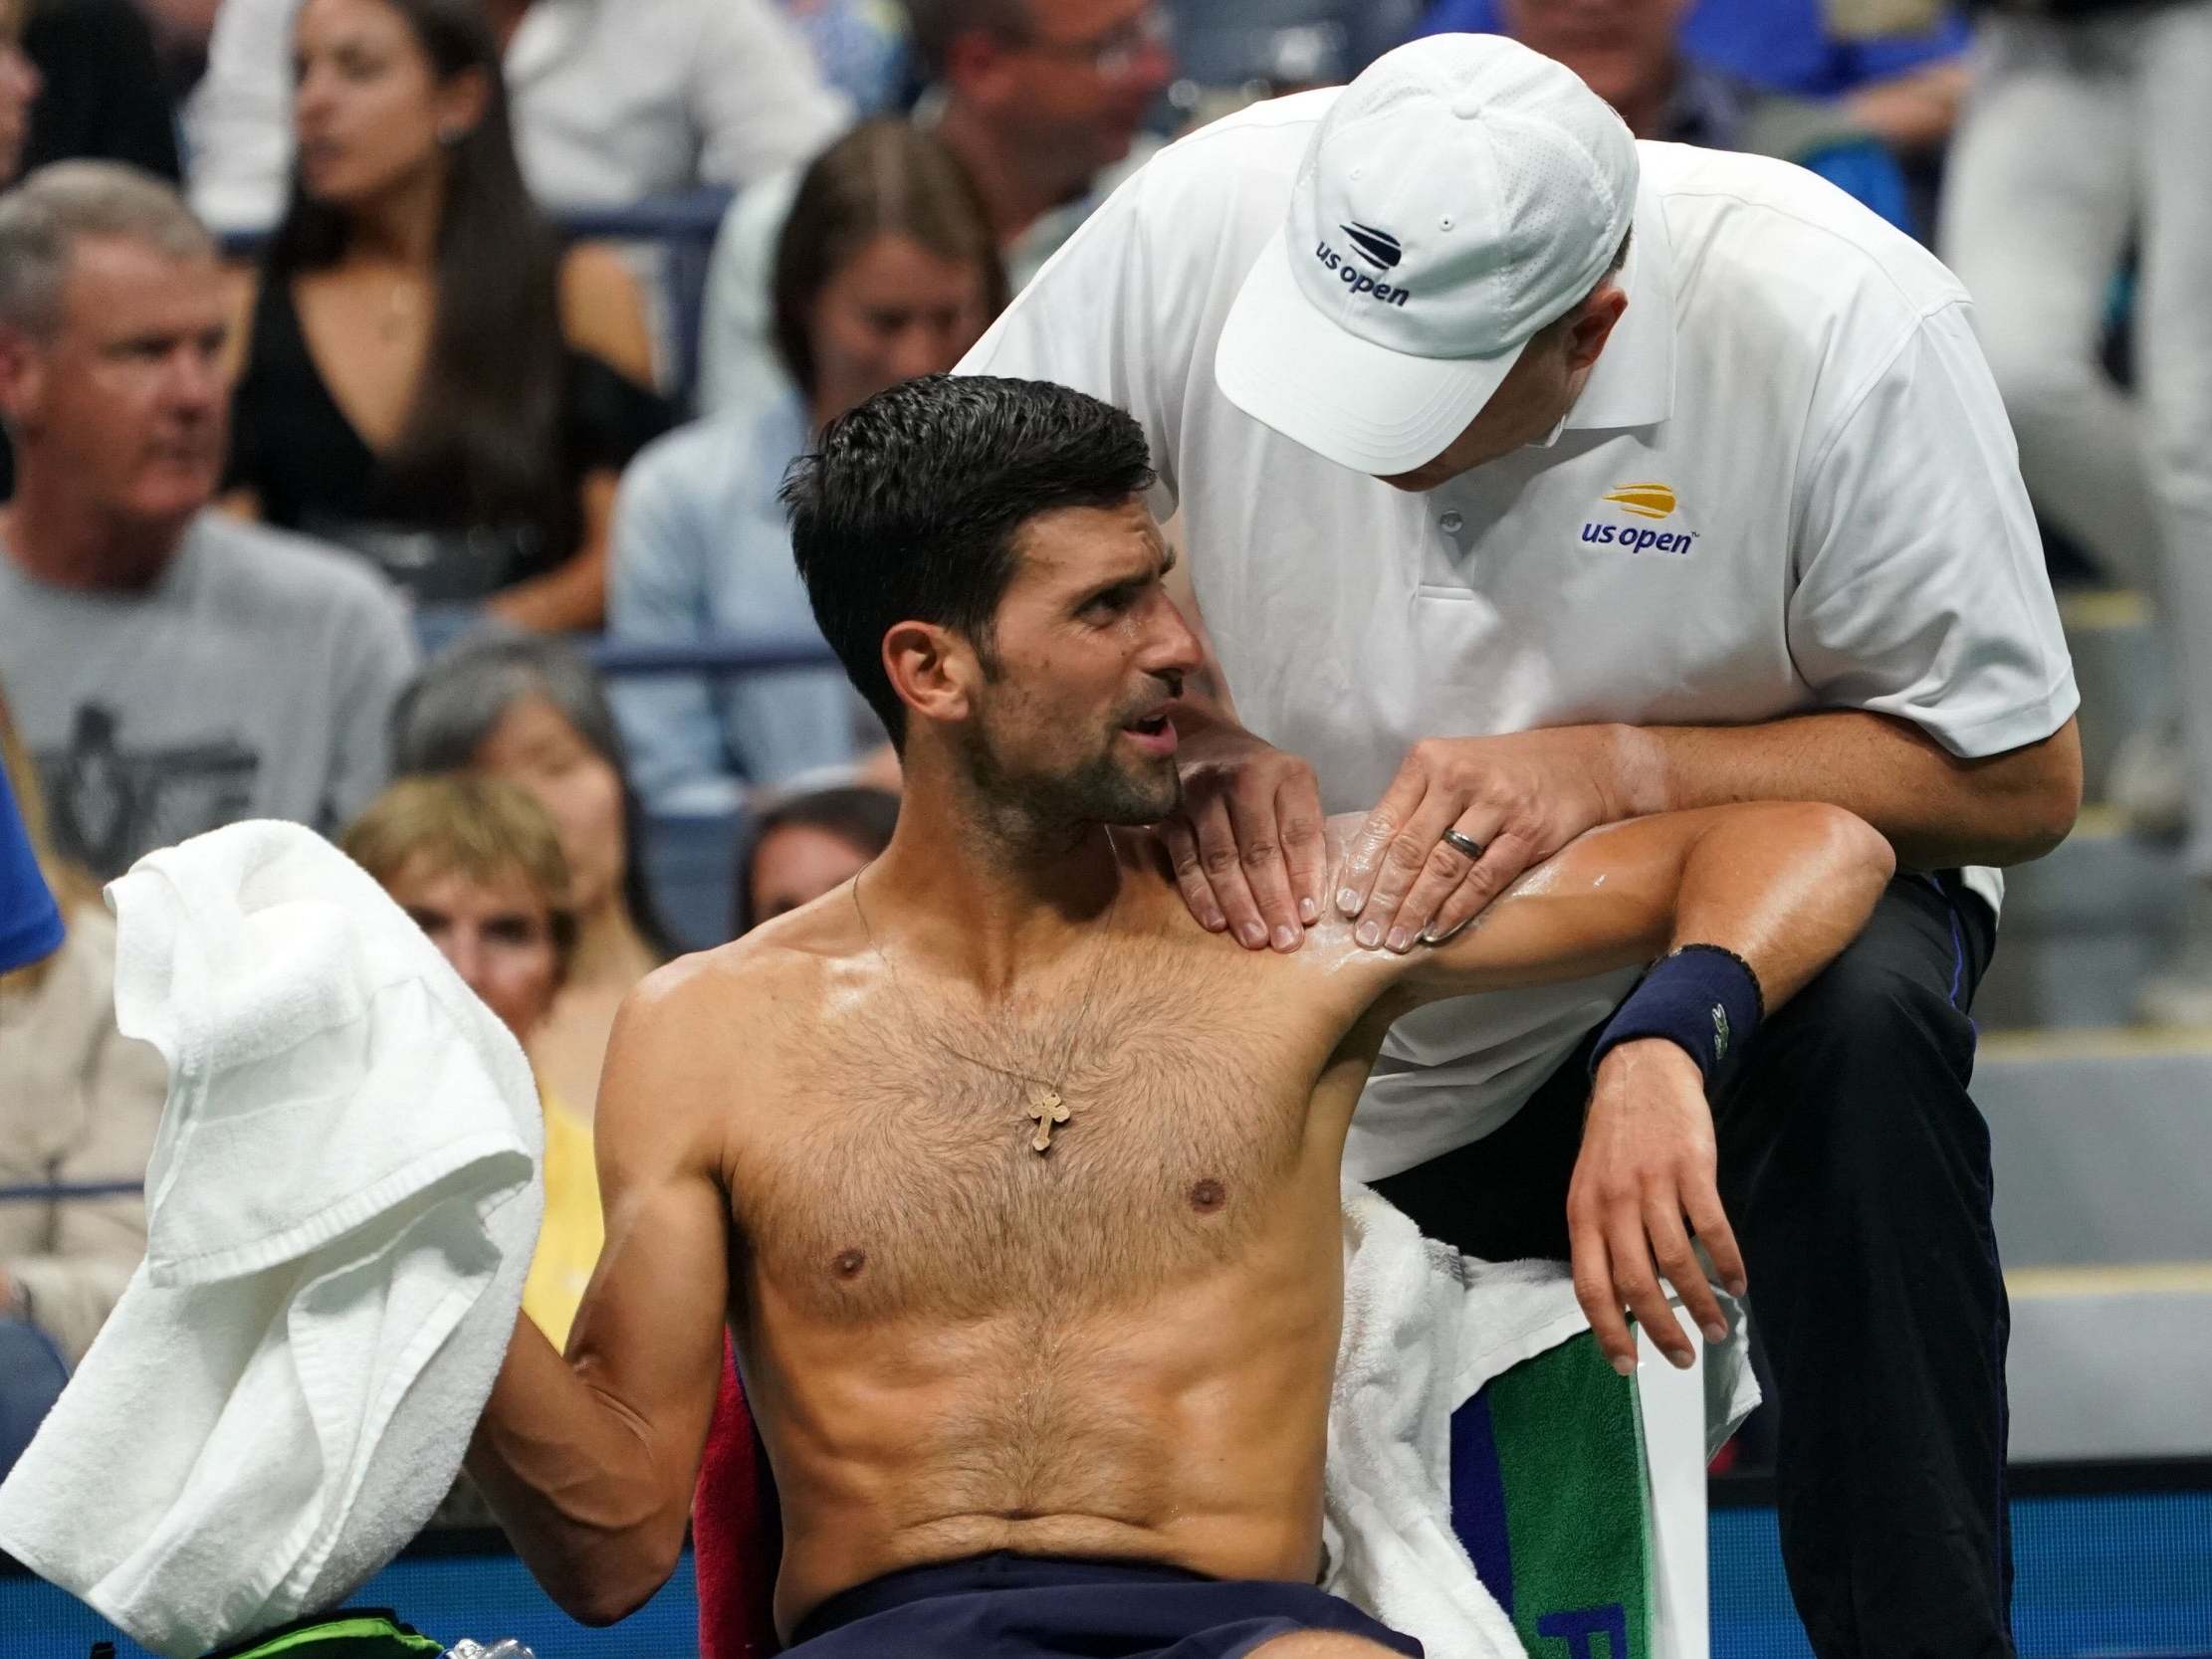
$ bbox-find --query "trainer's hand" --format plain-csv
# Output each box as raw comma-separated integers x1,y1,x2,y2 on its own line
1339,727,1623,950
1567,1039,1747,1376
1160,723,1328,951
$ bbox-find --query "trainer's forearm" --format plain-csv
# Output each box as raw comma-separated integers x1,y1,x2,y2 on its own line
465,1313,684,1626
1607,711,2081,870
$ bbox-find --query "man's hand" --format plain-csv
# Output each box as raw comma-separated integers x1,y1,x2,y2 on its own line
1161,722,1329,951
1339,727,1627,951
1567,1039,1747,1375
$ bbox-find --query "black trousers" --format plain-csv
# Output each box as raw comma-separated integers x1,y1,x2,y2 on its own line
1374,873,2012,1659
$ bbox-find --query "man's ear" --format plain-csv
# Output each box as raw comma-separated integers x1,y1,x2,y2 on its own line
1563,286,1629,374
0,325,49,437
882,620,979,732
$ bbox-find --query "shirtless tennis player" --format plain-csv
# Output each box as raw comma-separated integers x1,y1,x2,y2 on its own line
466,375,1893,1656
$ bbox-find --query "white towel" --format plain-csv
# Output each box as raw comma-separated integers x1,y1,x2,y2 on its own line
1322,1184,1757,1659
0,821,544,1659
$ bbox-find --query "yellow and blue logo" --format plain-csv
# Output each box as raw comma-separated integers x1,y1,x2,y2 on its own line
1581,482,1696,553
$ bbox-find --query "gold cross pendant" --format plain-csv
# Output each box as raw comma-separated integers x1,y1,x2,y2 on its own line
1027,1090,1070,1153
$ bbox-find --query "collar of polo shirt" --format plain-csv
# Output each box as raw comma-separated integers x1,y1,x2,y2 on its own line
1556,173,1676,436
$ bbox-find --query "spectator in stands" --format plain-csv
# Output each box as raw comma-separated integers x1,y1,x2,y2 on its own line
735,782,897,933
0,162,416,882
184,0,850,235
1420,0,1917,229
0,0,36,189
1939,0,2212,1023
222,0,670,633
20,0,182,182
1166,0,1421,94
697,0,1171,417
342,773,601,1348
611,121,1003,816
0,681,170,1478
389,631,669,1119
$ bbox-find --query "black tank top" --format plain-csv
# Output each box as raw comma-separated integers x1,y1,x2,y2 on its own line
226,275,670,601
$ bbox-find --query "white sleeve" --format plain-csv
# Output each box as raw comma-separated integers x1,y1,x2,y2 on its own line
697,169,800,419
182,0,303,233
686,0,850,189
956,171,1188,512
1787,301,2079,758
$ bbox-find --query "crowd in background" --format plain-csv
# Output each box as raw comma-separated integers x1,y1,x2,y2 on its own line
0,0,2205,1482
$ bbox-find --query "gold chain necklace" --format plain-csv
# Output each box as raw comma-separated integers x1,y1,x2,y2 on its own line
850,863,1124,1154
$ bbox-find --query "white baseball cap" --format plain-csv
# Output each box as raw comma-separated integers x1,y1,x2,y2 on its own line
1215,34,1639,477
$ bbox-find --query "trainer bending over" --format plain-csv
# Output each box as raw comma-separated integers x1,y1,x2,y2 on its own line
465,375,1892,1654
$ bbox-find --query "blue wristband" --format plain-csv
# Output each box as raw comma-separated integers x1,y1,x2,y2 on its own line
1589,943,1766,1083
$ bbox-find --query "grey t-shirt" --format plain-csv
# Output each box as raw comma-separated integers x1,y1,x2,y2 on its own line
0,513,418,880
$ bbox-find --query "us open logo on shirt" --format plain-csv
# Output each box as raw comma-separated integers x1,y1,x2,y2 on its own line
1579,483,1699,555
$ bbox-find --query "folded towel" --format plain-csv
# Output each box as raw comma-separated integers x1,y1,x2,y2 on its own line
1322,1184,1757,1659
0,821,544,1659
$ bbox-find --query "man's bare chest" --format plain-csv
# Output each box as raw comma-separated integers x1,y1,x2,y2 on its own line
735,946,1356,1324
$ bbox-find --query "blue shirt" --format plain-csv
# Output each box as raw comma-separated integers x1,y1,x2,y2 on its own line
0,762,64,973
606,392,859,815
1416,0,1968,97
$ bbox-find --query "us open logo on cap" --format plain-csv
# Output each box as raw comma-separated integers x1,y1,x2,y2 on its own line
1312,221,1412,308
1340,223,1402,272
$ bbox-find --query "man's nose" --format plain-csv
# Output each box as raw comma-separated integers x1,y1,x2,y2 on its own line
167,347,224,412
1145,590,1206,680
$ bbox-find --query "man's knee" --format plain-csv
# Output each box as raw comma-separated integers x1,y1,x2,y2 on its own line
1726,935,1985,1181
1244,1632,1409,1659
1760,938,1974,1084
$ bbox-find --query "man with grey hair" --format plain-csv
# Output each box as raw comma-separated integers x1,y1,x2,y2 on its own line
0,161,415,879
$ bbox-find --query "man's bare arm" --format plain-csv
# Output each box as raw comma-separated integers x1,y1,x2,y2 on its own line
1394,801,1896,1009
466,967,734,1625
1377,802,1895,1371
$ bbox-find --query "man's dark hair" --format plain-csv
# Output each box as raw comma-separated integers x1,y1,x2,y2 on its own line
780,374,1156,749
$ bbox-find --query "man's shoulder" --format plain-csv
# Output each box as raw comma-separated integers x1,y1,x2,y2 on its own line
627,898,857,1038
1643,140,1964,319
185,514,408,628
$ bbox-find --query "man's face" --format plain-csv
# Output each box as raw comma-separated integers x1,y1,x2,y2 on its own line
0,235,231,526
956,499,1201,830
970,0,1175,179
1499,0,1688,120
1376,283,1630,493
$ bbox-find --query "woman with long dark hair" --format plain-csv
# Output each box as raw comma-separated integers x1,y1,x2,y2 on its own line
224,0,669,630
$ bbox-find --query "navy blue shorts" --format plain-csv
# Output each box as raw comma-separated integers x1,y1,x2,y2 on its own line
784,1553,1425,1658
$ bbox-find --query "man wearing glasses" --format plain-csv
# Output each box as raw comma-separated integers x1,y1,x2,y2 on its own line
697,0,1177,416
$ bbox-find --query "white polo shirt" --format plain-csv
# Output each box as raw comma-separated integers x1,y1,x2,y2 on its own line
960,92,2077,1179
